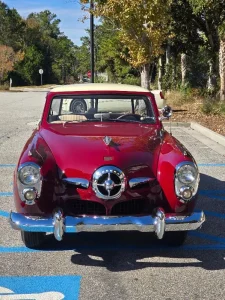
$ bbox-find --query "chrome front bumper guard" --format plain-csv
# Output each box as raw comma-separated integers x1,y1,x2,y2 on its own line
10,208,205,241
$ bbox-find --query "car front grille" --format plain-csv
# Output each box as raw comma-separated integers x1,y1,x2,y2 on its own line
64,199,106,216
111,199,151,215
63,198,153,216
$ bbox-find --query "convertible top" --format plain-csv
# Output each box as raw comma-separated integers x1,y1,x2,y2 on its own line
50,83,150,93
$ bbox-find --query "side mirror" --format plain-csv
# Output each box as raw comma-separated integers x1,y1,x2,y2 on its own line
159,105,172,121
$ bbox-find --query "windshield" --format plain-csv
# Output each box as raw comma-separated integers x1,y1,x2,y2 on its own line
48,94,155,124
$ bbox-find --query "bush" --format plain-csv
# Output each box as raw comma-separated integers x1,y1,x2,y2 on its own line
202,100,225,115
121,75,141,86
0,84,9,90
165,87,197,106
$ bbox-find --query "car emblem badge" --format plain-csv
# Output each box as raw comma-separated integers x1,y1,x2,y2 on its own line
92,166,126,200
103,136,112,146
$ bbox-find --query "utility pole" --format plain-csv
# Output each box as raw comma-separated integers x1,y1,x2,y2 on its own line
90,0,94,83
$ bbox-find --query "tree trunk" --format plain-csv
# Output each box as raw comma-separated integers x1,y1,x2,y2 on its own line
166,44,171,72
141,63,150,89
219,38,225,101
181,53,187,86
207,58,217,92
172,55,177,85
158,57,163,90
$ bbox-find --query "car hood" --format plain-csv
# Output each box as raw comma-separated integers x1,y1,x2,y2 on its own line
40,123,162,180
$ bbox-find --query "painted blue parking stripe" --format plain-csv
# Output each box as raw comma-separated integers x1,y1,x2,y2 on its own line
200,190,225,194
0,211,9,218
0,192,13,197
205,211,225,219
0,164,16,168
189,231,225,244
0,246,36,253
199,191,225,201
0,275,81,299
198,163,225,167
2,243,225,253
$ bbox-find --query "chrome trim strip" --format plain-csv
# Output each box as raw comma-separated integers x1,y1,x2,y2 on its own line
62,178,89,189
10,210,205,240
129,177,155,188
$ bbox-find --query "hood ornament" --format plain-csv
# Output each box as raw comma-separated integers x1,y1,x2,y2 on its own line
103,136,112,146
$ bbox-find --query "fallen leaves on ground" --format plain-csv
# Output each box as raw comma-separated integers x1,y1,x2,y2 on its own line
167,101,225,137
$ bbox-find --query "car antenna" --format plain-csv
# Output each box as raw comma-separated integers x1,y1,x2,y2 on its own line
169,116,172,135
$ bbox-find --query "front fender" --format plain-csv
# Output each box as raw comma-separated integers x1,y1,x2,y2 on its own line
157,132,197,212
13,131,58,215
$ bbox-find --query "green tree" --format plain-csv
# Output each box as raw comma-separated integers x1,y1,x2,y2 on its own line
15,46,44,85
188,0,225,91
162,0,203,89
82,0,172,89
0,1,25,50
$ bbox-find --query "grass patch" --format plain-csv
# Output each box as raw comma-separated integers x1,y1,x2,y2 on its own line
202,100,225,116
165,88,200,106
0,84,9,91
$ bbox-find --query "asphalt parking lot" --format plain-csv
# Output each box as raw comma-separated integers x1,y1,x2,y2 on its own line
0,91,225,300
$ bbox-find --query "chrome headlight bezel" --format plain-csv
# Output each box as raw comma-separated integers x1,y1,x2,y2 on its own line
17,162,42,205
176,162,198,184
175,161,199,202
18,162,41,185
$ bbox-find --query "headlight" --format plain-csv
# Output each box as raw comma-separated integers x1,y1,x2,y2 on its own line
18,163,41,185
176,163,198,184
175,162,199,202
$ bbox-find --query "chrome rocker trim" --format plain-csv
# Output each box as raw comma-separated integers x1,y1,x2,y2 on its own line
10,208,205,242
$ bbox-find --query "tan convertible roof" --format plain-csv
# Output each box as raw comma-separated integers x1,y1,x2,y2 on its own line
50,83,150,93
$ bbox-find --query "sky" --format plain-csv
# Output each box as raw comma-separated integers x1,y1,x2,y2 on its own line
4,0,92,46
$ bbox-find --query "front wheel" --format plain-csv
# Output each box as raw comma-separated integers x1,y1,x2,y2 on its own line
21,231,46,249
163,231,187,247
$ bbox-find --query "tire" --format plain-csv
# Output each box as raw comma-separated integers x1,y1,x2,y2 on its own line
163,231,187,247
21,231,46,249
70,99,87,113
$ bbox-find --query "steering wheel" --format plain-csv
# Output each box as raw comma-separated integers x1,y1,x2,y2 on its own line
117,114,141,121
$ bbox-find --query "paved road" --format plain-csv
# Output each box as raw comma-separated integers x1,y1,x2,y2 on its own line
0,92,225,299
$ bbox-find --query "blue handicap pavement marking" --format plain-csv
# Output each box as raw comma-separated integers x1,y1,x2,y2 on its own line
0,192,13,197
0,275,81,299
0,210,9,218
0,164,16,168
198,163,225,167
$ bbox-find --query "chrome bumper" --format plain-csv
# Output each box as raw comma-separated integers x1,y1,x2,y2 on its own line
10,208,205,241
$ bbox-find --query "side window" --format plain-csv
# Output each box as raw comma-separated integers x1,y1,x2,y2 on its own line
50,98,61,116
134,99,147,116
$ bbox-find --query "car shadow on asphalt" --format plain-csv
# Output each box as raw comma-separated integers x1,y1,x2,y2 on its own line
41,172,225,271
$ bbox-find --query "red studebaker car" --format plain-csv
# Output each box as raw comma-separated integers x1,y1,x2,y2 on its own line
10,83,205,248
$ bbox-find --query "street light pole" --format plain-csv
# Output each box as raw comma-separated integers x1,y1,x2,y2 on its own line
90,0,94,83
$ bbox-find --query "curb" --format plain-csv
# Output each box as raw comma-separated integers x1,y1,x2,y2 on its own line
163,121,225,148
163,121,190,127
9,87,55,92
190,122,225,148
